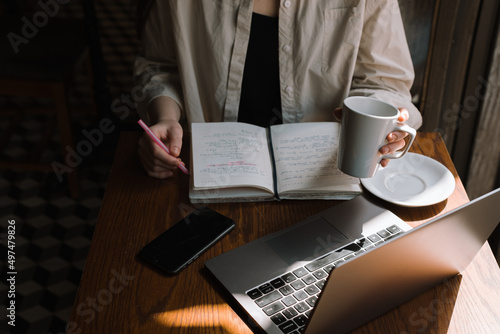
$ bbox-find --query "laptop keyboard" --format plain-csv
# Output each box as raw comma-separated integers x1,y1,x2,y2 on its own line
246,225,404,334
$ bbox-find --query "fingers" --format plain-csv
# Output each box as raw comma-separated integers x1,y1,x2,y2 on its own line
398,108,409,123
138,120,184,179
138,135,179,178
379,138,406,155
378,107,411,167
386,130,408,143
167,125,183,157
379,108,410,163
139,151,179,178
138,154,177,179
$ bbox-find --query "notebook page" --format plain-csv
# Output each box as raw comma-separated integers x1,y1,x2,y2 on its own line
191,122,275,193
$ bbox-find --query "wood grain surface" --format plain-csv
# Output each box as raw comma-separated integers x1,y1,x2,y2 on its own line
68,132,500,334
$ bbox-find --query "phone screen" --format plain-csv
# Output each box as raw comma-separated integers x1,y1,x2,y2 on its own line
138,207,236,274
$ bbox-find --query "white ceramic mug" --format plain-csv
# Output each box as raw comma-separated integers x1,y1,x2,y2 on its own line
338,96,416,178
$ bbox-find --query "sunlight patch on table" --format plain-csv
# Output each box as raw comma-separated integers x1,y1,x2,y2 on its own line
154,304,246,332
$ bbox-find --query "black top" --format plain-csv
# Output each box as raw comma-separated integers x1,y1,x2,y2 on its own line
237,13,282,128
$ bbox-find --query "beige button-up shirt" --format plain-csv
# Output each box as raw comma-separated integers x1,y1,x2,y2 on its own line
134,0,422,129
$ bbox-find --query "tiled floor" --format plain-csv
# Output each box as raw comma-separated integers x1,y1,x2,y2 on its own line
1,1,139,333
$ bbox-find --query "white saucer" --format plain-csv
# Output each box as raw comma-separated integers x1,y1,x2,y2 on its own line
360,153,455,207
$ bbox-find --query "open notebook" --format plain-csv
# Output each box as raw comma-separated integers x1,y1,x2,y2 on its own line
189,122,361,203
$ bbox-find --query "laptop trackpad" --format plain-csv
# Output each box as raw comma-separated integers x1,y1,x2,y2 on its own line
265,218,350,265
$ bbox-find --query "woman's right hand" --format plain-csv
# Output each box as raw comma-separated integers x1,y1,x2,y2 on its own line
138,96,184,179
138,119,184,179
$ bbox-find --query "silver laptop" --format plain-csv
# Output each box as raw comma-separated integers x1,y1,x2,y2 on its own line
205,188,500,334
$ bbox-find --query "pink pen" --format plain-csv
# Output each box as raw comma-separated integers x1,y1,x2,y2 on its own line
137,119,190,175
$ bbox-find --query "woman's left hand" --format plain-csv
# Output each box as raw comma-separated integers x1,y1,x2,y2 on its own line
379,108,410,167
333,107,410,168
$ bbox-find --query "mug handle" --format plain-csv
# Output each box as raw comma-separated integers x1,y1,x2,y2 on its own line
380,124,417,159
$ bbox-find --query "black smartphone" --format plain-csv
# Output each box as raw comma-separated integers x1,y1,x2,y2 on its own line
138,207,236,275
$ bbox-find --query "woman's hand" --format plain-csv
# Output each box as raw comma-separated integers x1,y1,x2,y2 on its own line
379,108,409,167
138,96,184,179
138,119,184,178
333,107,410,168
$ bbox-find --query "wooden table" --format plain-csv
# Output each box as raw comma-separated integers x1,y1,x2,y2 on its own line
68,132,500,334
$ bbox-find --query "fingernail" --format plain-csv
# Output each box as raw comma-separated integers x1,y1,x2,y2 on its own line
171,147,180,156
380,147,389,154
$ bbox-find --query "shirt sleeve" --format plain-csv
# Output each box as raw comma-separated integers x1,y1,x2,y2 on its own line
350,0,422,129
133,1,184,125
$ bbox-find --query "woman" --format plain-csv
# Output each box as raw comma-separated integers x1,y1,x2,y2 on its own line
134,0,422,179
